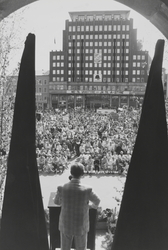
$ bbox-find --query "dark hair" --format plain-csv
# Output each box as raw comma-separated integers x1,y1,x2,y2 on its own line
70,163,84,178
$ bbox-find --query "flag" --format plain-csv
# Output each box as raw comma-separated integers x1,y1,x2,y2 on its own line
112,39,168,250
0,33,49,250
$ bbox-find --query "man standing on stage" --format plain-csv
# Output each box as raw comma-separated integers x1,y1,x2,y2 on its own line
54,163,100,250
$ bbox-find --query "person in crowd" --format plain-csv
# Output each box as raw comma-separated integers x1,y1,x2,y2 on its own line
54,163,100,250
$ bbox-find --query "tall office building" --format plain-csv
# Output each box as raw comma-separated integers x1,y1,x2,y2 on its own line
49,10,149,109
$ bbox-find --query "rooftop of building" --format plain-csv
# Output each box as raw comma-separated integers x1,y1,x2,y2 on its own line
69,10,130,21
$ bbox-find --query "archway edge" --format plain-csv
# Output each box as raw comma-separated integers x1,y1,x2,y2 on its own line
0,0,168,38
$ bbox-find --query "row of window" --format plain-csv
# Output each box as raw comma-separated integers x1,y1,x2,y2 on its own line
68,33,129,40
52,70,64,75
68,48,130,54
67,69,145,75
67,77,144,83
36,87,48,93
73,14,127,22
52,55,64,60
52,77,65,82
52,62,64,67
36,79,48,84
68,62,129,67
66,54,146,61
51,77,145,84
68,24,130,32
68,41,129,47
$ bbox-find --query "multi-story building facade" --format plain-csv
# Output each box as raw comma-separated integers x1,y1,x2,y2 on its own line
50,10,149,109
5,72,50,110
36,71,50,110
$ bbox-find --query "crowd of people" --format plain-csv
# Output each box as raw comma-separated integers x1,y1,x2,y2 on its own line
35,106,140,175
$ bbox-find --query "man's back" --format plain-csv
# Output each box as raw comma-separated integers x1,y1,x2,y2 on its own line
55,178,100,235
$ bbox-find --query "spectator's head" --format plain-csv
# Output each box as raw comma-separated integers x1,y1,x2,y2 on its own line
70,163,84,179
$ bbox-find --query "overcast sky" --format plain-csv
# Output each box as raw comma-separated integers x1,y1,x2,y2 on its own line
3,0,166,73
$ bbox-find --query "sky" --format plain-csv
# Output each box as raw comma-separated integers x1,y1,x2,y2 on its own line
2,0,167,74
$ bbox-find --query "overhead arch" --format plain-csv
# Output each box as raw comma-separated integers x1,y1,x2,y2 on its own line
0,0,168,38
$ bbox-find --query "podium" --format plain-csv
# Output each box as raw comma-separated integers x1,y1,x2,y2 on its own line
48,192,97,250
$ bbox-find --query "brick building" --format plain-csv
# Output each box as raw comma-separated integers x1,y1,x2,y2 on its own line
51,11,149,109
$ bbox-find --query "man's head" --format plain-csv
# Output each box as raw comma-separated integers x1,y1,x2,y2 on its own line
70,163,84,179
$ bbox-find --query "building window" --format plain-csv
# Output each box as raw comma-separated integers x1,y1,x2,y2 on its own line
90,49,93,53
126,34,129,39
117,41,120,46
108,25,112,31
95,25,98,31
125,63,129,67
85,63,88,67
116,63,120,68
133,62,136,67
99,41,102,46
57,62,60,67
85,70,88,75
108,63,111,67
61,77,64,81
95,34,98,39
81,35,84,39
104,41,107,46
117,34,120,39
99,25,103,31
73,26,76,32
137,78,140,83
108,56,111,60
132,78,136,82
85,56,89,60
77,49,80,53
89,70,92,74
108,41,111,46
90,55,93,60
122,34,126,39
90,26,93,31
116,56,120,60
142,55,145,60
104,25,107,31
57,70,60,74
133,70,136,75
86,25,89,31
125,56,129,60
53,62,56,67
108,49,111,53
90,34,93,39
53,70,56,74
103,63,107,67
52,77,56,82
77,63,80,68
133,55,136,60
125,49,129,53
53,55,56,60
137,55,141,60
89,63,93,67
68,70,71,75
68,49,72,53
103,70,107,75
137,70,140,75
117,25,121,31
113,34,116,39
141,70,145,75
117,49,120,53
125,70,128,75
95,41,98,46
104,49,107,53
69,26,72,31
126,25,129,31
137,62,141,67
126,41,129,46
104,34,107,39
108,70,111,75
86,42,89,46
122,25,125,31
108,34,112,39
81,26,84,31
56,77,60,81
